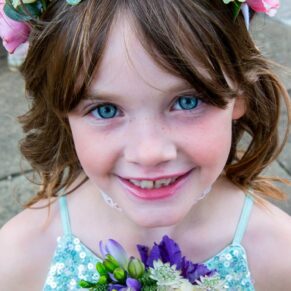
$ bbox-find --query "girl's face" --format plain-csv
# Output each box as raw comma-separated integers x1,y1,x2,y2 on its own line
68,15,244,228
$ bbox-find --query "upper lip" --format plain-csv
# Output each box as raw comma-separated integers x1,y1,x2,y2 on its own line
117,169,192,181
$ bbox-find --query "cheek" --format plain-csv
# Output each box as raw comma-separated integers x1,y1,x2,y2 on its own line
178,111,233,167
69,119,119,177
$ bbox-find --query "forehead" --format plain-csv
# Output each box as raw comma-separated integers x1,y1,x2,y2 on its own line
89,12,190,95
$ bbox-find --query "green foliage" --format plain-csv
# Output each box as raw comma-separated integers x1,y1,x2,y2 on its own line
89,285,108,291
4,0,46,21
142,286,158,291
139,272,157,290
233,0,242,20
79,280,108,290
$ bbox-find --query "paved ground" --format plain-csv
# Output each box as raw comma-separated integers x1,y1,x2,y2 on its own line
0,3,291,228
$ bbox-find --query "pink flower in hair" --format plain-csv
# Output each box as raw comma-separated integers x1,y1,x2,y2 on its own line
223,0,280,17
0,1,30,53
247,0,280,16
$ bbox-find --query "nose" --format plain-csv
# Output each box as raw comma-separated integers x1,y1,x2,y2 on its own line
124,118,177,167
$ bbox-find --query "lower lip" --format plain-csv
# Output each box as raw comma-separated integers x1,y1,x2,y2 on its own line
117,170,193,201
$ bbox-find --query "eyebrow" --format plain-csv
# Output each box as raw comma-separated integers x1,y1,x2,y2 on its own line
85,81,194,101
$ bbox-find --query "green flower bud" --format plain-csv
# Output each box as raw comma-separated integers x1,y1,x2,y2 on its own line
98,275,108,284
78,280,97,288
127,258,145,279
113,267,126,282
96,262,107,276
107,254,120,266
103,255,120,272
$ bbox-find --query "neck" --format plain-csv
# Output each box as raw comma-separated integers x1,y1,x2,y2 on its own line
98,185,215,249
65,174,245,262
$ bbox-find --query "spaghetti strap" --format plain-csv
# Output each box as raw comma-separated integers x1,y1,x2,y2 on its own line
232,194,254,244
59,195,72,236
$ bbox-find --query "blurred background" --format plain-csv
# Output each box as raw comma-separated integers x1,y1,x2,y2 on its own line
0,1,291,228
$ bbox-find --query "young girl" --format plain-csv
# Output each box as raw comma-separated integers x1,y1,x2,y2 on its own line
0,0,291,290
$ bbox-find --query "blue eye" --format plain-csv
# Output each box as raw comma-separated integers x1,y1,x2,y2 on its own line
91,104,118,119
174,96,199,110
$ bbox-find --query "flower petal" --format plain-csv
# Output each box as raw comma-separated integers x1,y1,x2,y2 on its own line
99,240,109,258
0,2,30,53
102,239,128,268
126,277,142,290
109,283,126,291
159,235,182,269
147,244,161,267
181,257,214,284
136,244,149,267
247,0,280,16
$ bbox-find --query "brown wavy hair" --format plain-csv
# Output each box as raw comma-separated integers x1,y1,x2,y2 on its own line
19,0,291,207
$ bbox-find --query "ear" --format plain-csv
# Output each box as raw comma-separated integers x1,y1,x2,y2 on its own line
232,96,246,120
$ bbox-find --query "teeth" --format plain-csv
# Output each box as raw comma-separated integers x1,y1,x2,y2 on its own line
129,177,177,189
155,178,172,188
140,181,154,189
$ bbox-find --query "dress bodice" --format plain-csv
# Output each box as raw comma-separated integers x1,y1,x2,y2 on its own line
43,195,255,290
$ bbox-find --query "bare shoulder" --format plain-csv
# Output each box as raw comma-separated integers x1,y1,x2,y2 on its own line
245,199,291,291
0,199,60,290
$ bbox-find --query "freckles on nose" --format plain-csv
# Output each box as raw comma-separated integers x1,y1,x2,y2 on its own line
124,122,177,166
125,142,177,167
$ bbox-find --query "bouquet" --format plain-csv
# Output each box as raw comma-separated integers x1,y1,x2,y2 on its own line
78,235,226,291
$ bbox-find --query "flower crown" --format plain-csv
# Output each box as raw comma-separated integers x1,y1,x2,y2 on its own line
0,0,280,54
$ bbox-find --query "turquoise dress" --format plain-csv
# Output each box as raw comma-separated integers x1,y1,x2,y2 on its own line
43,195,255,290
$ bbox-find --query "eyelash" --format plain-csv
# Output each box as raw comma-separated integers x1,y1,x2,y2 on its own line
87,95,202,120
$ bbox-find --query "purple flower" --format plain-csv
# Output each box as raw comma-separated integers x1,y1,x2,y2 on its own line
109,278,141,291
180,257,215,284
99,239,128,269
109,284,125,291
137,235,182,269
136,244,149,267
137,235,216,285
126,278,142,290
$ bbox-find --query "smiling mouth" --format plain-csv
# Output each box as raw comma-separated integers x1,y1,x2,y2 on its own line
117,170,193,200
128,177,178,189
120,169,193,190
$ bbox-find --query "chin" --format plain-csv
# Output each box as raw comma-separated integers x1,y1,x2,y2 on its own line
129,211,185,228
